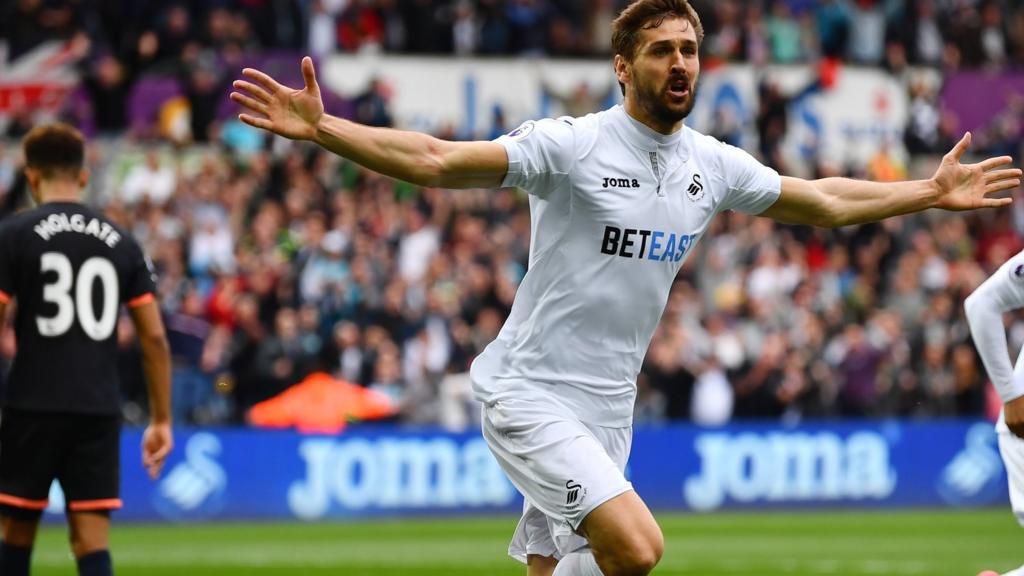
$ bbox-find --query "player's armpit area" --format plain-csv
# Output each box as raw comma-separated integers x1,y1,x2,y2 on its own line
127,293,155,308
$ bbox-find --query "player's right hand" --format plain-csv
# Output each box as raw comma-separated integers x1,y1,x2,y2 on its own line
1006,395,1024,439
142,422,174,480
230,56,324,141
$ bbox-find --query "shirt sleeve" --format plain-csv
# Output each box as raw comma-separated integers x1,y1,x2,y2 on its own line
714,142,782,215
965,252,1024,403
494,118,575,198
123,238,158,308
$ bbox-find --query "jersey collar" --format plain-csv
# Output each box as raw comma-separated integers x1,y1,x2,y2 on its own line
613,105,690,162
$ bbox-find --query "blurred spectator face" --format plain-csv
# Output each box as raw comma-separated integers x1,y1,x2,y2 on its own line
95,56,125,88
619,15,700,126
298,305,320,333
476,308,502,338
374,347,402,384
167,5,190,35
304,212,327,248
249,269,275,297
234,294,259,326
924,342,945,367
384,282,405,311
952,344,974,369
982,3,1000,27
182,288,206,317
145,149,161,170
403,206,426,232
208,8,231,39
365,326,389,349
275,308,299,340
334,321,361,349
845,324,865,349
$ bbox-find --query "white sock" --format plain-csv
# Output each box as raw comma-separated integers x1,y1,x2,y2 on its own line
1004,565,1024,576
552,551,604,576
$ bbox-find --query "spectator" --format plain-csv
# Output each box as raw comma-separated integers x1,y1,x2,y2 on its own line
353,78,394,128
121,148,177,206
835,323,885,417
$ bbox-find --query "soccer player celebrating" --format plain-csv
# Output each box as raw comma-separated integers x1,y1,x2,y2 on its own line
0,124,173,576
965,255,1024,576
230,1,1020,573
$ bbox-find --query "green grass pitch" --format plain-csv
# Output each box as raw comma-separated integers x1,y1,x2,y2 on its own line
30,509,1022,575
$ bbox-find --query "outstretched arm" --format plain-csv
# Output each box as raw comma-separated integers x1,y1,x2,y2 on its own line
230,57,508,189
760,133,1020,227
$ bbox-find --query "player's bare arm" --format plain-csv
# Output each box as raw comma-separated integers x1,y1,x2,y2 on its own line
129,299,173,479
762,132,1021,227
230,56,509,190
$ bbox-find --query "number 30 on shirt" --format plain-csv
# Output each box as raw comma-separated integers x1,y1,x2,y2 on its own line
37,252,119,341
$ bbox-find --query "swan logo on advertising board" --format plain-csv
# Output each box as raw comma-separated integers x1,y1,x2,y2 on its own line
153,433,227,520
683,431,897,511
937,423,1005,506
287,436,516,519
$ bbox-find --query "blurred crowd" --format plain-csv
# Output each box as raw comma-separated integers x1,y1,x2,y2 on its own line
2,0,1024,429
6,0,1024,64
4,137,1021,429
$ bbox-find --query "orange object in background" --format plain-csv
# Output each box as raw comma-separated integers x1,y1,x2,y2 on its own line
248,372,398,434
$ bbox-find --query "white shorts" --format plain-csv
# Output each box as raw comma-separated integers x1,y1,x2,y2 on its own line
998,431,1024,526
481,393,633,563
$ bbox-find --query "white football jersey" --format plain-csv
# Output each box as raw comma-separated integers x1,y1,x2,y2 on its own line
470,105,781,426
965,248,1024,432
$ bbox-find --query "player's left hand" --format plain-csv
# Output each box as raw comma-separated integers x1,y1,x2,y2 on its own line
142,422,174,480
1005,395,1024,439
932,132,1021,211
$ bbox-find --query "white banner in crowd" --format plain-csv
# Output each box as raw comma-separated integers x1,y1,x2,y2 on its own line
324,55,908,173
691,64,910,173
322,55,621,138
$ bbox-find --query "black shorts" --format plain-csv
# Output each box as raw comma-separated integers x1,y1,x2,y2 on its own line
0,408,122,519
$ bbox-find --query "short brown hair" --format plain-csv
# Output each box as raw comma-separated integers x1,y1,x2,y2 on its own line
612,0,705,63
22,122,86,179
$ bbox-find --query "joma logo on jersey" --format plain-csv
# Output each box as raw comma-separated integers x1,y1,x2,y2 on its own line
602,177,640,189
686,173,705,201
601,225,694,262
566,480,583,505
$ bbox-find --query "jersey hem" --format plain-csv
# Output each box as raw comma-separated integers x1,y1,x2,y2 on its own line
127,292,155,308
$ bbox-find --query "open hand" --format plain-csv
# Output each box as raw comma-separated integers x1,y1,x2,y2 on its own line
142,421,174,480
230,56,324,141
932,132,1021,211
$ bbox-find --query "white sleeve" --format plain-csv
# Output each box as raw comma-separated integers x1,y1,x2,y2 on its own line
965,252,1024,403
714,142,782,215
494,119,575,198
